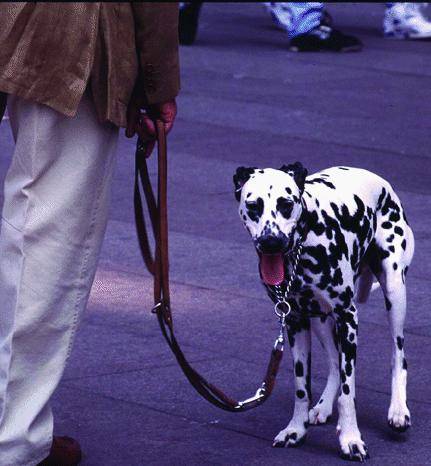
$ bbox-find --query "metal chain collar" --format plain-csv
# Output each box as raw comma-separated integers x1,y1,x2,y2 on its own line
270,240,303,348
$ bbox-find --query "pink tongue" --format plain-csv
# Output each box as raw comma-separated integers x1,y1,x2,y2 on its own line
259,253,285,286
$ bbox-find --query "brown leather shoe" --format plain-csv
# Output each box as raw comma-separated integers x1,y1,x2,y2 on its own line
37,436,82,466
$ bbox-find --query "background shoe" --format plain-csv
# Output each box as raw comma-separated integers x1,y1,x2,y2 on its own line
37,436,82,466
179,2,203,45
289,24,362,52
384,2,431,39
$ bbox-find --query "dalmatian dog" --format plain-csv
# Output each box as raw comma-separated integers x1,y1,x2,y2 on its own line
233,163,414,461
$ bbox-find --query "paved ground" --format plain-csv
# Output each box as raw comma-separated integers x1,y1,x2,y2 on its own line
1,3,430,465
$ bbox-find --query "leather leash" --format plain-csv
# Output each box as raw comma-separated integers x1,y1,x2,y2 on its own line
134,120,285,412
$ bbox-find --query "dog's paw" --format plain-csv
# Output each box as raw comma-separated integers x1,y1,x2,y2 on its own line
388,404,411,433
272,423,307,448
309,404,332,425
338,429,369,462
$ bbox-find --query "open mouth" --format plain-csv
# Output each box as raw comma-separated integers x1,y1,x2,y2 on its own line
258,252,285,286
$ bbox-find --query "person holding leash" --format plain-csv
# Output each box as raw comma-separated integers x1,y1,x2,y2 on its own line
0,3,180,465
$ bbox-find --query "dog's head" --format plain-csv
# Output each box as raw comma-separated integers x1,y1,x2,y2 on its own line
233,162,307,285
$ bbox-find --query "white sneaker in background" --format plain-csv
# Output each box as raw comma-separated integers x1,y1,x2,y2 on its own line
384,2,431,39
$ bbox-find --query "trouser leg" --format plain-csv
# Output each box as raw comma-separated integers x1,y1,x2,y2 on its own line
286,2,324,38
0,92,118,466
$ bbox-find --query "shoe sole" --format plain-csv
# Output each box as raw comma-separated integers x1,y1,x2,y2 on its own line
384,31,431,40
289,44,362,52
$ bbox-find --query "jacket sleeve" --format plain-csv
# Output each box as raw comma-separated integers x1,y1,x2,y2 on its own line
132,3,180,105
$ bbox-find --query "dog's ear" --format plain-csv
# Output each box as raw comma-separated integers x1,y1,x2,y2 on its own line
279,162,308,194
233,166,256,201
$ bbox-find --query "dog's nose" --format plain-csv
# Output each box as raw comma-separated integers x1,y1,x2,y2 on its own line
256,235,287,254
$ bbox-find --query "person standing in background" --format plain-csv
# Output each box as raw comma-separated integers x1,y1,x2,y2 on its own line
179,2,431,50
265,2,431,51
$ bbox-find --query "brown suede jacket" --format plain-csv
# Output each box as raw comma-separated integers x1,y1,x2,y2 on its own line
0,2,180,127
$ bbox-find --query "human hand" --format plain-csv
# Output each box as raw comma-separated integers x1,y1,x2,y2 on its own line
126,98,177,158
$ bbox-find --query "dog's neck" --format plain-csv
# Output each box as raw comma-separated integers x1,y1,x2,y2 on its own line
286,199,309,257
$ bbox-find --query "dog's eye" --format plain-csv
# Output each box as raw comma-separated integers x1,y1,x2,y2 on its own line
276,197,293,219
245,198,264,222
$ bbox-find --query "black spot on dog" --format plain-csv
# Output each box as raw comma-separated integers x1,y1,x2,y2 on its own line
403,358,408,370
338,167,349,171
388,245,395,253
245,197,264,223
382,221,392,229
285,187,292,195
342,384,350,395
397,336,404,351
276,197,294,219
389,211,400,222
319,399,324,404
394,226,403,236
246,193,251,198
393,263,398,270
377,188,387,210
387,234,395,243
296,390,305,399
401,239,407,250
295,361,304,377
305,177,336,190
385,296,392,311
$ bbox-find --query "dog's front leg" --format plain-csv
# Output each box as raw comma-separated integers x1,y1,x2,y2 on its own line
335,304,369,462
273,319,311,448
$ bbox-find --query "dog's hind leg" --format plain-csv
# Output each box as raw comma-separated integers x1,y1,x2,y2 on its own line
273,319,311,448
384,278,411,432
375,226,414,433
372,197,414,433
309,316,339,425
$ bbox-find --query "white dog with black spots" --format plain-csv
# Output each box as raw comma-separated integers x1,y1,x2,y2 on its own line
233,163,414,461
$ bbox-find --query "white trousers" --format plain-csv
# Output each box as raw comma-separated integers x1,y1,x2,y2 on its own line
0,92,118,465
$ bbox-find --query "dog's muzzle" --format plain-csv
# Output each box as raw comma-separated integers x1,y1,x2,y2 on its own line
256,234,289,286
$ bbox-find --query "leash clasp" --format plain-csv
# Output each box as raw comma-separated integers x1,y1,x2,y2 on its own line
151,302,162,314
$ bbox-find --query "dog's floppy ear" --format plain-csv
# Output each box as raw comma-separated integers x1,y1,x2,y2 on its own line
279,162,308,194
233,166,256,201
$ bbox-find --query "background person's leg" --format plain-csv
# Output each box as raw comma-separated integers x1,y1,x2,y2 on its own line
286,2,324,39
0,91,118,466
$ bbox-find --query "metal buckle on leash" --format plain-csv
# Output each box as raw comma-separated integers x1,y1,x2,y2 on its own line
235,383,267,410
273,300,291,350
151,302,162,314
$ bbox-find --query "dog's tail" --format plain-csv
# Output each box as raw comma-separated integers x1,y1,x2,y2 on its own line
355,267,380,303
